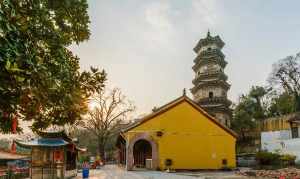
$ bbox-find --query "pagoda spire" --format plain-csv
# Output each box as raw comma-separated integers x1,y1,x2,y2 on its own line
207,29,211,37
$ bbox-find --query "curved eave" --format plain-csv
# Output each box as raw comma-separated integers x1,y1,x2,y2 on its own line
192,73,229,85
193,58,227,72
15,138,69,148
194,36,225,53
196,81,230,89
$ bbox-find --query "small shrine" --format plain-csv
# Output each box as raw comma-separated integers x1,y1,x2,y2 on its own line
15,130,86,179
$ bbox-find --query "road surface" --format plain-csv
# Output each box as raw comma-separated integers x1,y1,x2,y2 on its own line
76,165,247,179
76,165,198,179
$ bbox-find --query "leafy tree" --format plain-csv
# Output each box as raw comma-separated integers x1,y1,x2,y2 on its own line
231,86,269,152
72,129,98,155
0,0,106,133
232,95,257,141
80,88,135,161
268,53,300,111
248,86,269,119
267,92,295,116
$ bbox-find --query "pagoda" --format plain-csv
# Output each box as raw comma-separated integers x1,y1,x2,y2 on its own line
190,31,232,127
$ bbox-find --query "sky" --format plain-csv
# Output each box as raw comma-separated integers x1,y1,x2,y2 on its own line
70,0,300,117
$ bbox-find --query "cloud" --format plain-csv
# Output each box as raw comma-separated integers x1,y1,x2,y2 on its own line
142,1,175,47
190,0,219,29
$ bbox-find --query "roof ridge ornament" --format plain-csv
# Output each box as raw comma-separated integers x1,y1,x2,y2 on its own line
207,29,211,37
183,88,186,96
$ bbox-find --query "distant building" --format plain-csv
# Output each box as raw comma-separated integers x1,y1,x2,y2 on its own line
116,94,237,170
190,31,232,127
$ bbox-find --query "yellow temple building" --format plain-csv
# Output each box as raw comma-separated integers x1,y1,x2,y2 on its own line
116,94,237,170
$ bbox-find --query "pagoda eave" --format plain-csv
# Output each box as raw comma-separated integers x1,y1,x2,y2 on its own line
192,58,227,71
194,36,225,53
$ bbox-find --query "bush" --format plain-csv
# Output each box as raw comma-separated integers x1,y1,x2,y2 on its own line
255,151,281,165
280,154,296,166
255,151,297,167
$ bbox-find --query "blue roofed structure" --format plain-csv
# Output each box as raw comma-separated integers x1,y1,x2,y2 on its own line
15,130,86,178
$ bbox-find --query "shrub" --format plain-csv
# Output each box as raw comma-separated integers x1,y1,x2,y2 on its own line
255,151,280,165
255,151,297,167
280,154,296,166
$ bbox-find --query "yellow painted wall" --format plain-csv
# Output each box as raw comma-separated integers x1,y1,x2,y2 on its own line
124,101,236,170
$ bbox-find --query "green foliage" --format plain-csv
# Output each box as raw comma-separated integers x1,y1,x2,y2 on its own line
249,86,269,119
78,154,90,163
232,86,268,141
73,129,98,155
0,0,106,132
256,151,281,165
267,92,296,116
280,154,296,166
256,151,296,167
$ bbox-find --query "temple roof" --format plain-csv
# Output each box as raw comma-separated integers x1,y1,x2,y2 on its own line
193,31,225,53
122,95,237,138
15,138,69,148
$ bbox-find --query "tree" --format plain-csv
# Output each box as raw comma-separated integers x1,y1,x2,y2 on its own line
81,88,135,161
267,92,295,116
0,0,106,132
232,95,257,141
248,86,269,119
231,86,270,153
268,53,300,111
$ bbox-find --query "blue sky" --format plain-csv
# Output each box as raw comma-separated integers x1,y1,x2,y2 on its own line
70,0,300,116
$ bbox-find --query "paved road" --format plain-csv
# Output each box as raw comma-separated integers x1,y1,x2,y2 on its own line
76,165,198,179
76,165,248,179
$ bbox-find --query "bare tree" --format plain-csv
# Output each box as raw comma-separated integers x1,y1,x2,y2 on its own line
81,88,135,160
268,53,300,111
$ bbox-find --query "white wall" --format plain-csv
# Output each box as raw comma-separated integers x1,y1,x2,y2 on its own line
261,130,300,163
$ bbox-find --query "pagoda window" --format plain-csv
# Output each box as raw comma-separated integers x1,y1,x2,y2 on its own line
209,92,214,98
222,91,226,97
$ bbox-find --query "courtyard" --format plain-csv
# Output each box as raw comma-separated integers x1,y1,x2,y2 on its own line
75,165,247,179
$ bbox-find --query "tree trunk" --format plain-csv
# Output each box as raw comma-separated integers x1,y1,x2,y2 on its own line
98,139,105,164
295,94,300,111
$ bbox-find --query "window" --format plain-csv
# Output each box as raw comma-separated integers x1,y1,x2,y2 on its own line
291,127,299,138
222,91,226,97
209,92,214,98
222,159,228,166
207,47,212,51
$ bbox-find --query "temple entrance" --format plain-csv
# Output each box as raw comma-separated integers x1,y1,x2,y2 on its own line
133,139,152,168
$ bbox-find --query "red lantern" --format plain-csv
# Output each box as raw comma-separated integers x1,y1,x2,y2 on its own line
3,112,8,118
12,115,17,134
11,141,16,154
